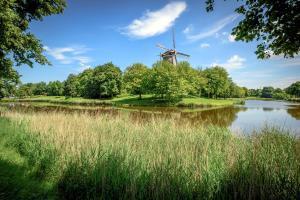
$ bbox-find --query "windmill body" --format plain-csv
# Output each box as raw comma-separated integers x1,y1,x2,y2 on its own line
156,30,190,66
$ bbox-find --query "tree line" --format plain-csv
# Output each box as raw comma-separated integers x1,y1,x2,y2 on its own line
1,61,299,101
248,82,300,100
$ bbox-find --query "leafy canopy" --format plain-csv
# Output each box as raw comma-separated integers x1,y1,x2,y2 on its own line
123,63,150,99
206,0,300,59
0,0,66,95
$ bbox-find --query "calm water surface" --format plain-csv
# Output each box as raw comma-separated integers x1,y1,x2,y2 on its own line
230,100,300,134
1,100,300,135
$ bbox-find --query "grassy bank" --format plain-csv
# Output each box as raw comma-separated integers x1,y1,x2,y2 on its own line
1,95,243,107
0,109,299,199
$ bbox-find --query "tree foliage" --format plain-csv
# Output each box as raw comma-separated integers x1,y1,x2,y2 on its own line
206,0,300,59
85,63,122,98
0,0,66,99
123,63,150,99
203,66,230,98
47,81,64,96
0,0,66,78
150,61,183,99
286,81,300,97
64,74,79,97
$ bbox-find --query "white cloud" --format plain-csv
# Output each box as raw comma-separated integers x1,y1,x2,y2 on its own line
228,34,236,42
183,24,193,34
124,1,187,38
200,43,210,48
211,54,246,70
44,45,92,71
184,14,239,41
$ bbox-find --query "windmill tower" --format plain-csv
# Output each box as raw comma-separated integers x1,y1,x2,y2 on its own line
156,29,190,65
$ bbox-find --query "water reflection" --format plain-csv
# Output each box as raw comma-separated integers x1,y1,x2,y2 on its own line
287,105,300,120
1,100,300,134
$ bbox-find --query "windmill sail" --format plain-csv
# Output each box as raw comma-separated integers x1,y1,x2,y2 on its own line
156,28,190,66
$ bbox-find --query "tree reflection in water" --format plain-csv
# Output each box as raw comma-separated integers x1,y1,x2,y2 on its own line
287,105,300,120
180,107,247,127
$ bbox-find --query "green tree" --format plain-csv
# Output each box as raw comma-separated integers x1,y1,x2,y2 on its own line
16,83,35,97
206,0,300,59
0,0,66,86
64,74,80,97
150,61,183,99
33,82,47,95
203,66,230,98
85,63,122,99
77,69,94,97
123,63,150,99
0,69,19,99
47,81,64,96
286,81,300,97
261,86,274,98
177,62,207,97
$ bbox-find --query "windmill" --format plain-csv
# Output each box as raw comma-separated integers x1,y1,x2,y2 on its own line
156,29,190,66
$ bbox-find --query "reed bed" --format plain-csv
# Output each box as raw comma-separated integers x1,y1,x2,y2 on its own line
0,110,299,199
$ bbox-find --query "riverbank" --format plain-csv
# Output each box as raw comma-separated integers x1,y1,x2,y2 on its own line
246,96,300,102
1,95,244,108
0,109,299,199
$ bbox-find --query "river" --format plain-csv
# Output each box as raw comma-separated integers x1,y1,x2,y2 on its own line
1,100,300,135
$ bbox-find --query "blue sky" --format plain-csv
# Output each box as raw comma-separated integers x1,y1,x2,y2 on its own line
17,0,300,88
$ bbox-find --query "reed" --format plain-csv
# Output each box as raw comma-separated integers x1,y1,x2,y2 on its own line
0,110,299,199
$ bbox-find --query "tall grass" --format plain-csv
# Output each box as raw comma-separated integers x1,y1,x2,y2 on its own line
0,110,299,199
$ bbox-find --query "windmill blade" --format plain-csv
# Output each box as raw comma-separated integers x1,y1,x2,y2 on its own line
156,43,169,51
177,52,190,57
172,28,176,49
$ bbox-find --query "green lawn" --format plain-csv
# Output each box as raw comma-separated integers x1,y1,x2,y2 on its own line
2,95,243,107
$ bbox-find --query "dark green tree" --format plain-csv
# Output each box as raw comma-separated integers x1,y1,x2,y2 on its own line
261,86,274,98
286,81,300,97
64,74,80,97
33,82,47,95
0,0,66,85
206,0,300,59
85,63,122,99
47,81,64,96
0,69,19,98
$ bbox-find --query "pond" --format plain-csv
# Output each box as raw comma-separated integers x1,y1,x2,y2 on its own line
1,100,300,135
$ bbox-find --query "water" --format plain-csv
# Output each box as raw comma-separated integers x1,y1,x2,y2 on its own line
1,100,300,135
230,100,300,134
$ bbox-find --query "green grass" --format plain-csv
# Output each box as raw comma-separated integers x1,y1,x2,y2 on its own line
2,95,243,108
0,118,57,199
0,110,299,199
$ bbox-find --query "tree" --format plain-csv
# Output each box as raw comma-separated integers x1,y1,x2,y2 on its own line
0,69,19,99
47,81,64,96
85,63,122,99
261,86,274,98
177,61,207,96
0,0,66,84
123,63,150,99
77,69,94,97
16,83,35,97
64,74,80,97
150,61,183,99
203,66,230,98
286,81,300,97
206,0,300,59
33,82,47,95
